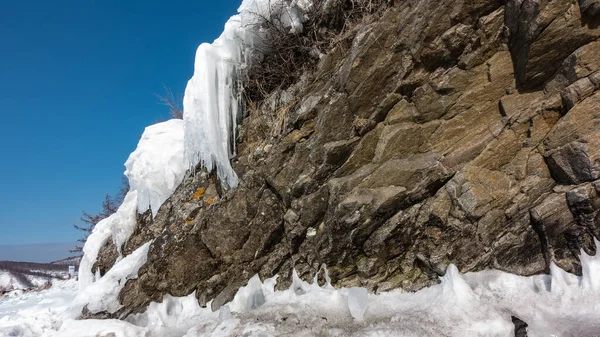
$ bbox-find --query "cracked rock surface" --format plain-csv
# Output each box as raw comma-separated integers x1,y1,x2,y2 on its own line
89,0,600,319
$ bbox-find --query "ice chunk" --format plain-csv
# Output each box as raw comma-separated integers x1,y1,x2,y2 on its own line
230,274,266,312
125,119,185,217
580,238,600,292
71,241,151,314
291,268,309,295
347,287,368,320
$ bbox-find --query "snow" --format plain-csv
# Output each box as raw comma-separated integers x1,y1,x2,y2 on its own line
2,243,600,336
0,271,25,290
57,319,150,337
183,0,309,189
78,120,184,294
78,190,139,291
125,119,186,217
0,279,77,337
70,241,151,315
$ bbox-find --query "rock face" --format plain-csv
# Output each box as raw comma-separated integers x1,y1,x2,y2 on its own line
93,0,600,318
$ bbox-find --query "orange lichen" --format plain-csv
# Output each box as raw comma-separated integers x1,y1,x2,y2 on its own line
206,197,215,205
188,187,205,201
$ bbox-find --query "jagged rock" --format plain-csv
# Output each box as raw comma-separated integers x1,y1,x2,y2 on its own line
89,0,600,318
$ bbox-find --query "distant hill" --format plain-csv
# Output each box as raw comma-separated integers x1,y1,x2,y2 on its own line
51,255,82,266
0,260,71,291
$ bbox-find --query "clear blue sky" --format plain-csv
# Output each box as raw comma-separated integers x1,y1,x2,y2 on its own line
0,0,241,247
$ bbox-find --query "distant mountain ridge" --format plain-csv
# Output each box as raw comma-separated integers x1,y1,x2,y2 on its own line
0,260,73,291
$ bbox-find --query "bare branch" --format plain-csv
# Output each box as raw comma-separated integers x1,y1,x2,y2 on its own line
156,84,184,119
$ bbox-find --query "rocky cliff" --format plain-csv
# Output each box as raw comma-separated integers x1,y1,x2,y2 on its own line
91,0,600,319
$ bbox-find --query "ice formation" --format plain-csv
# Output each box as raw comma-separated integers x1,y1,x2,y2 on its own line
182,0,311,189
347,287,369,320
78,120,184,296
3,243,600,336
125,119,186,217
70,242,151,315
78,190,139,291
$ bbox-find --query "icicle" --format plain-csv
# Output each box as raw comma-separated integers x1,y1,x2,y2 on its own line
182,0,310,189
94,268,101,283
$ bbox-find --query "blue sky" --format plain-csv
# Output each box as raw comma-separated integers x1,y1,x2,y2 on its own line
0,0,241,251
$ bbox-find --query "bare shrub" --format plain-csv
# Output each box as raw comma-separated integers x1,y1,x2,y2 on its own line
241,0,388,105
156,84,184,119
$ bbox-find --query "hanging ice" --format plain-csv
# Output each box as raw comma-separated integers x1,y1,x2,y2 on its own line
182,0,311,189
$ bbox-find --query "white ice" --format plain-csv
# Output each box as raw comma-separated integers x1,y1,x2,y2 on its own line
70,241,151,315
3,243,600,336
125,119,186,217
183,0,309,189
78,190,139,291
0,279,77,337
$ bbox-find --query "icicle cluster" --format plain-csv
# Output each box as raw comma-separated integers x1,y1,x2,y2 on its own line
183,0,312,189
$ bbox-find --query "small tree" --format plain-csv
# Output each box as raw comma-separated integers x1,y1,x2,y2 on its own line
70,177,130,253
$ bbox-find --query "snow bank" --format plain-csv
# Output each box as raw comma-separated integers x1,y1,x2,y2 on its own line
71,241,151,315
183,0,310,189
125,119,186,217
0,279,77,337
56,240,600,336
78,190,138,291
4,242,600,336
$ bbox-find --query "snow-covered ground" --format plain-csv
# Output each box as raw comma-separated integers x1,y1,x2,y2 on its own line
0,269,68,291
0,271,27,290
1,244,600,337
0,279,77,337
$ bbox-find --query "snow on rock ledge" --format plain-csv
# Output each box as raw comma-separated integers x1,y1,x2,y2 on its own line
183,0,310,189
125,119,185,217
71,241,151,315
78,190,139,292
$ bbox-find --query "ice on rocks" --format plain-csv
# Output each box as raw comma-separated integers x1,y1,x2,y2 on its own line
229,275,266,312
125,119,185,217
70,241,151,315
5,244,600,336
183,0,309,189
347,287,368,320
78,190,138,292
